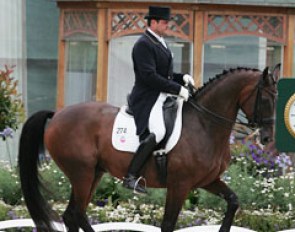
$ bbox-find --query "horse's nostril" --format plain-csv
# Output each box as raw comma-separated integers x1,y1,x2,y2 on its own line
262,137,270,145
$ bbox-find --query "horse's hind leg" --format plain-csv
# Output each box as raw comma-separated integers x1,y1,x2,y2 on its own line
63,168,104,232
202,179,239,232
63,191,79,231
63,189,95,232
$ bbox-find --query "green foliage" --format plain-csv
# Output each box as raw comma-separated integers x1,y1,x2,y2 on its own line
93,173,166,206
39,162,71,201
0,162,71,205
92,174,124,205
194,142,295,212
235,210,295,232
0,65,25,135
0,164,22,205
5,201,295,231
2,141,295,231
0,200,11,220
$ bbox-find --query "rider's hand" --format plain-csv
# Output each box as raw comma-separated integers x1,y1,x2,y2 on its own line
183,74,195,86
179,86,189,101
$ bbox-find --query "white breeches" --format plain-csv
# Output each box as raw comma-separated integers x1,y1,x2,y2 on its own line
149,93,166,143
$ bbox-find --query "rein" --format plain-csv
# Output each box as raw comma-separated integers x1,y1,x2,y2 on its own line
188,99,236,128
187,75,276,130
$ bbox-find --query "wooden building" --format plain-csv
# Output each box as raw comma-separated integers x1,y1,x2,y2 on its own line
55,0,295,109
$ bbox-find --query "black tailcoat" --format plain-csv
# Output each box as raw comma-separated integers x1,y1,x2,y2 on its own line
129,30,185,136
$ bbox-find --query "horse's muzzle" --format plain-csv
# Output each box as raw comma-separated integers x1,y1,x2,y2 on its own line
259,129,274,145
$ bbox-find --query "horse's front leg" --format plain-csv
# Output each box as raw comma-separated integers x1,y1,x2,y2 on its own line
202,178,239,232
161,184,191,232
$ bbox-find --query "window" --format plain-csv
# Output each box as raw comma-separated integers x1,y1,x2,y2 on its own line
62,10,98,106
64,41,97,106
204,36,282,83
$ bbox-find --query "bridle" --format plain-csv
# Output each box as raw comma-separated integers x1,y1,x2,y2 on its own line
187,74,277,130
239,76,277,129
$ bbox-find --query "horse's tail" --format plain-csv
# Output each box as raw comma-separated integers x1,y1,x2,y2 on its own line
18,110,58,231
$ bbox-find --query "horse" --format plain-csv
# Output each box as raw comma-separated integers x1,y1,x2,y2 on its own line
18,65,279,232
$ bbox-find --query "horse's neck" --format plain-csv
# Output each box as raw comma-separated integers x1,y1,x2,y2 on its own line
200,75,246,114
193,73,257,131
184,72,259,149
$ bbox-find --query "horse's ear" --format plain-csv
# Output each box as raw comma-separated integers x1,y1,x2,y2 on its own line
272,63,281,82
262,67,269,77
262,67,272,85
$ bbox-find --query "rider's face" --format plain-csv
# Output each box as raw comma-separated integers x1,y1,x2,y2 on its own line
151,19,169,36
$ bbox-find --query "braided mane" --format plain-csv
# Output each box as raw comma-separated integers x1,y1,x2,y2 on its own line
193,67,260,97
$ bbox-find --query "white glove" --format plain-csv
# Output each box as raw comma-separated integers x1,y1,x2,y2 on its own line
179,86,189,101
183,74,195,86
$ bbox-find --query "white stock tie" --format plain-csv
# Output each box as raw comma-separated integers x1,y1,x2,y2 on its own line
159,37,167,49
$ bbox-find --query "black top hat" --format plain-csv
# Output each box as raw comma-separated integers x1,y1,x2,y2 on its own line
144,6,172,21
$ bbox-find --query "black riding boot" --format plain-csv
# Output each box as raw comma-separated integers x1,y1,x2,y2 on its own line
123,133,157,194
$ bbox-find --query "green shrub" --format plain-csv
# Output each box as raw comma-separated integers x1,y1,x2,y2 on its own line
188,142,295,212
234,210,295,232
0,200,11,220
39,162,71,201
5,201,295,232
0,162,71,204
0,161,164,207
0,164,22,205
3,140,295,231
0,65,25,137
93,174,166,206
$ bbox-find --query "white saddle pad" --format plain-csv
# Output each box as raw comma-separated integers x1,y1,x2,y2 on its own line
112,98,184,153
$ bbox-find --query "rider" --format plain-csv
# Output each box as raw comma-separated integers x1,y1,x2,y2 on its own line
123,6,195,194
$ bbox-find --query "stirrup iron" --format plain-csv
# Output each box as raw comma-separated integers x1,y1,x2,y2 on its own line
134,176,146,194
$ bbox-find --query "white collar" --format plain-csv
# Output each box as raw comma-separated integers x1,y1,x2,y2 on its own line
147,28,167,48
147,28,163,42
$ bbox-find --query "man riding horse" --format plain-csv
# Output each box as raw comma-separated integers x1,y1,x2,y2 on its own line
123,6,194,194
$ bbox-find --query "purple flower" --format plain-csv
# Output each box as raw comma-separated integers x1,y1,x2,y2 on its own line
248,144,256,150
96,198,108,207
275,153,292,168
229,134,235,144
7,210,18,220
194,218,203,226
0,127,14,139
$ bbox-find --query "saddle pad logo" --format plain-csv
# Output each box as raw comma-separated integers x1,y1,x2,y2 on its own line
116,128,127,143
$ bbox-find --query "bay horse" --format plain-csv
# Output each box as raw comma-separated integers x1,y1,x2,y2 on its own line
18,66,279,232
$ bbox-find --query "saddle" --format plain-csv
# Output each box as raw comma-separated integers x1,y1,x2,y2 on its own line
125,94,178,151
112,93,184,184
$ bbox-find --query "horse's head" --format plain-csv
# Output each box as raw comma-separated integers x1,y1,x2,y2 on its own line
240,64,280,145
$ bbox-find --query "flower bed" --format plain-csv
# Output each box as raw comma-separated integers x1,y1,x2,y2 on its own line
0,127,294,231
